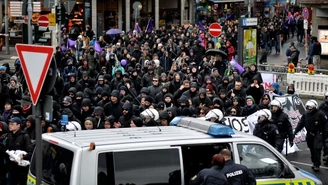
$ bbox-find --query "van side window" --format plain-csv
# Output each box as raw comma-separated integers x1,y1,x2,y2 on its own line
97,148,181,185
237,144,284,179
180,143,232,185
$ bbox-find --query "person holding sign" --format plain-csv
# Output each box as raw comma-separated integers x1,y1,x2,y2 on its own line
271,99,294,153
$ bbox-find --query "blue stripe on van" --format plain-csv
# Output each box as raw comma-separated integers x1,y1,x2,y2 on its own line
299,169,320,181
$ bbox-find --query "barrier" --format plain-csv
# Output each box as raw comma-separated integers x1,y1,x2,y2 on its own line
287,73,328,97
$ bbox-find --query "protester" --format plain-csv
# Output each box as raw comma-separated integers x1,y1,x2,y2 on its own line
0,11,318,183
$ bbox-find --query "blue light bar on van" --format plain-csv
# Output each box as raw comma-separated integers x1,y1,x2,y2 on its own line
170,117,235,137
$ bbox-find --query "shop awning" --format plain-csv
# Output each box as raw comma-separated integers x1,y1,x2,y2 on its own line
210,0,243,3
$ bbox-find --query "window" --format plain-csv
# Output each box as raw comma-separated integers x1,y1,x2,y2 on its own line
30,141,74,185
98,148,181,185
237,144,284,179
180,143,232,185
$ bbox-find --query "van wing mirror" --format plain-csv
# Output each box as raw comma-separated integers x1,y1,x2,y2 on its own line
280,163,295,178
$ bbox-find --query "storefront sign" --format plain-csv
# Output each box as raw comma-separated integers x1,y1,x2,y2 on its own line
48,13,56,27
241,18,258,27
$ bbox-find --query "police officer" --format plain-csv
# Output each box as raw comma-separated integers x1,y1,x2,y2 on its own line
204,109,225,124
271,99,294,153
295,100,328,171
253,109,280,150
190,154,229,185
318,91,328,162
220,149,256,185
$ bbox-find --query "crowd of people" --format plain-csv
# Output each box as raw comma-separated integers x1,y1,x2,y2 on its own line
0,11,327,184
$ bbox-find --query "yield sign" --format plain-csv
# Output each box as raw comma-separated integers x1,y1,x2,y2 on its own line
15,44,54,105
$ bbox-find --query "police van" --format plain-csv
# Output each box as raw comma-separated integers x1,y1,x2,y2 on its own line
27,117,322,185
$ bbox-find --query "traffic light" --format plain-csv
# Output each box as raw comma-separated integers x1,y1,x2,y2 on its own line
56,4,67,24
34,25,49,43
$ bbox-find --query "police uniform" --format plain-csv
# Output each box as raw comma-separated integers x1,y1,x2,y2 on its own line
318,99,328,160
253,119,280,150
272,109,294,152
189,166,229,185
294,108,328,169
220,159,256,185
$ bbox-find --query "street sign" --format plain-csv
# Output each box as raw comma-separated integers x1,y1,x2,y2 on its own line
48,13,56,26
241,18,258,26
38,15,49,27
209,23,222,37
304,19,308,30
303,7,309,20
15,44,54,105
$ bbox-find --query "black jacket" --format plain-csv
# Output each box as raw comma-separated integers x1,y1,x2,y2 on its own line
220,160,256,185
272,109,294,142
295,109,328,136
6,129,33,172
189,166,229,185
253,119,280,149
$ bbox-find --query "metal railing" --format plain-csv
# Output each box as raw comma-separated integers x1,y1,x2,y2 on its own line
258,64,328,97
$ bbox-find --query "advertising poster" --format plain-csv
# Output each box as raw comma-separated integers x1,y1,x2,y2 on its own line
318,30,328,55
243,29,257,65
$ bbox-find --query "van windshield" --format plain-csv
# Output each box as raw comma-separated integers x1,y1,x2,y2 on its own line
30,140,74,185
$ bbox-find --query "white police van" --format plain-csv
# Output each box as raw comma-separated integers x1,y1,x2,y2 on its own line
27,117,322,185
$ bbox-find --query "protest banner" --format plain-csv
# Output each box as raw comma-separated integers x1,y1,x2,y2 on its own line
273,94,306,144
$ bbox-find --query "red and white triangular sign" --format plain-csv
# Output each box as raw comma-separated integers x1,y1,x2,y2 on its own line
15,44,54,106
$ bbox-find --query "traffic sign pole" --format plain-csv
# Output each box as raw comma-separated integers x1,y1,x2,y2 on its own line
27,0,32,44
4,0,9,54
34,102,42,185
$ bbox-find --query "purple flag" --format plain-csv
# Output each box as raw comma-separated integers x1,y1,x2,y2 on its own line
60,45,67,54
67,38,76,49
134,23,141,34
94,41,102,54
146,17,153,33
198,34,204,47
230,57,245,74
198,21,206,33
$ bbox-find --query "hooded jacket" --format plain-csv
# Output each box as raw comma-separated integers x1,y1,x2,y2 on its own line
242,65,263,86
192,88,212,109
246,75,264,105
103,90,123,121
118,102,136,127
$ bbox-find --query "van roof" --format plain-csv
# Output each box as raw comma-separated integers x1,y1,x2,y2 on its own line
43,126,256,148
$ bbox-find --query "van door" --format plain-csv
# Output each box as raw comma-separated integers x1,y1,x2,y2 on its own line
97,147,184,185
233,142,294,185
178,142,233,185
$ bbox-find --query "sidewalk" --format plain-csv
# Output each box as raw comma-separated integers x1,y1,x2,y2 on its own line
267,38,306,66
0,46,19,68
